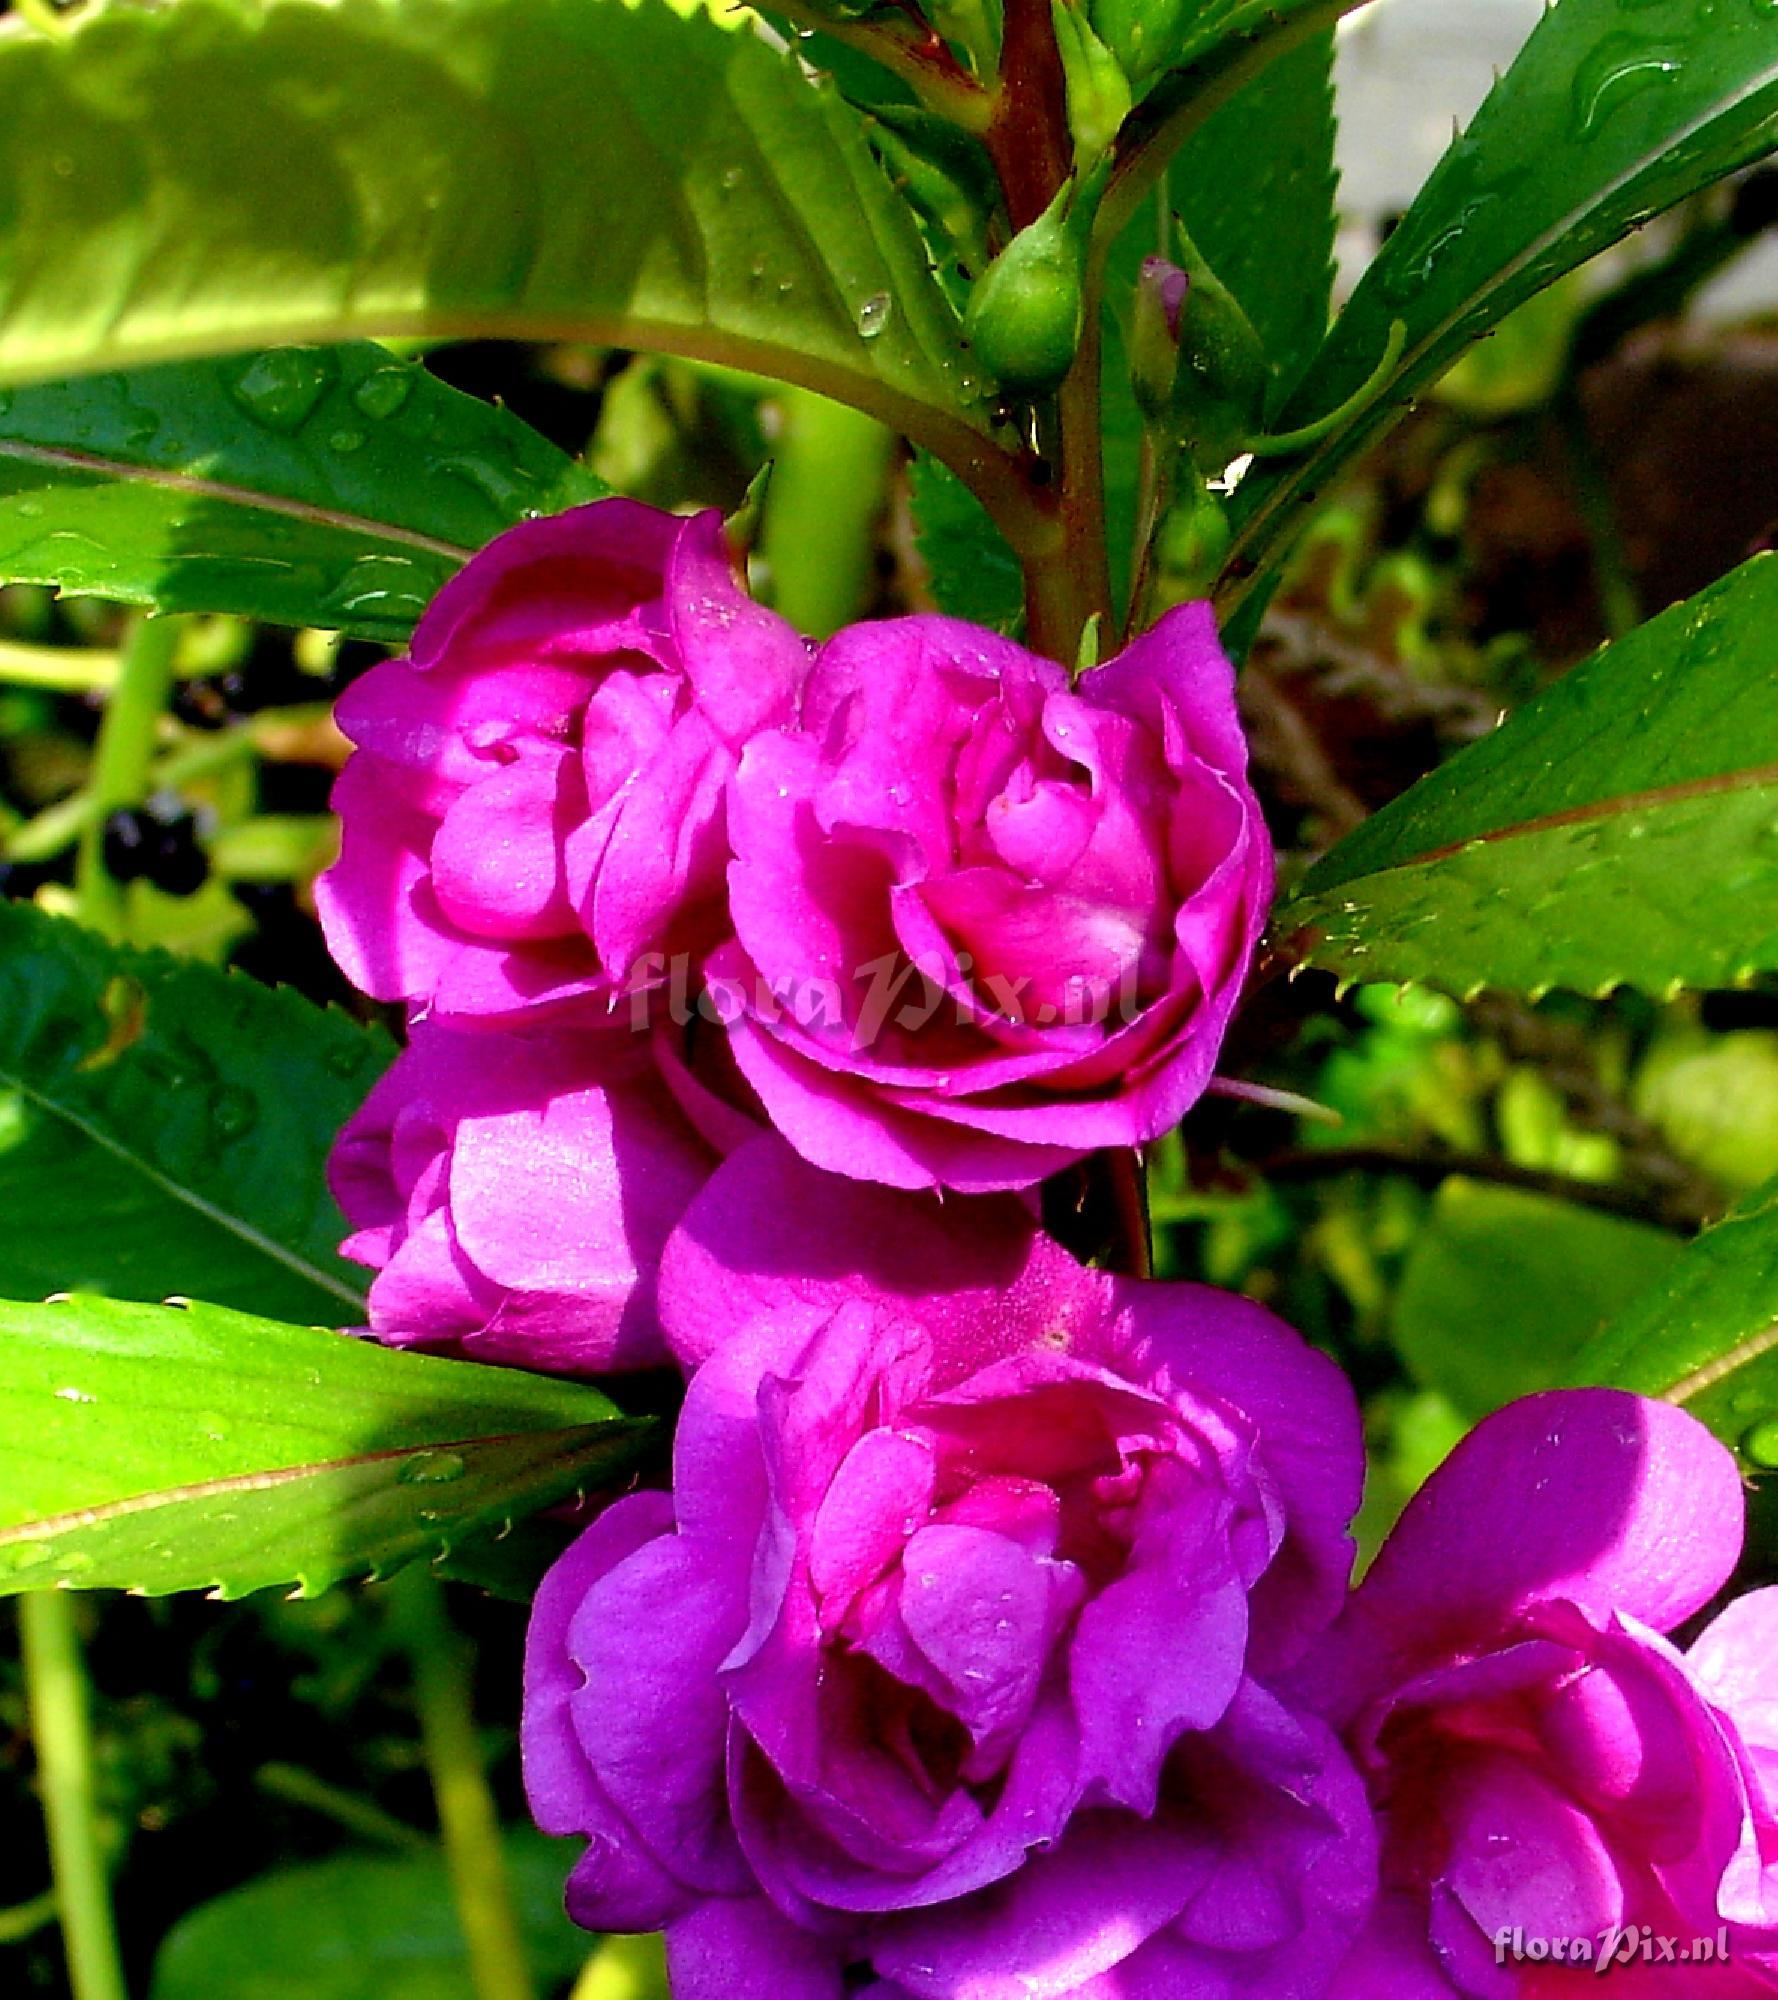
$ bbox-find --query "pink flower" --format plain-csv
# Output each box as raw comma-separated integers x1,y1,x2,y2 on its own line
523,1140,1373,1997
329,1020,715,1374
1293,1390,1778,1997
316,499,808,1024
703,605,1272,1191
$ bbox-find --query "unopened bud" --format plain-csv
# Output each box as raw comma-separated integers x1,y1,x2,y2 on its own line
964,188,1087,397
1129,256,1188,421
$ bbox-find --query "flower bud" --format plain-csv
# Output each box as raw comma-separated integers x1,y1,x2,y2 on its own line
1152,467,1232,608
1051,0,1133,169
963,187,1087,397
1129,254,1188,422
1170,223,1268,465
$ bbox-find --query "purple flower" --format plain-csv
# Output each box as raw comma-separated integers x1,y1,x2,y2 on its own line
316,499,808,1025
1292,1390,1778,1997
702,605,1272,1191
330,1020,715,1374
523,1140,1373,1997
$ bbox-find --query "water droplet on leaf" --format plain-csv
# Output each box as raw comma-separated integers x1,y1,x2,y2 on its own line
857,293,892,339
1572,34,1683,137
399,1450,468,1486
213,1086,257,1140
353,367,414,421
227,349,337,434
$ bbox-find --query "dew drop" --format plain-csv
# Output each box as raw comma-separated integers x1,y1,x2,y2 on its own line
353,367,414,421
213,1086,257,1140
399,1450,468,1486
53,1386,96,1405
329,428,367,455
721,165,744,190
1571,34,1683,138
227,348,338,434
1,1542,54,1572
856,293,892,339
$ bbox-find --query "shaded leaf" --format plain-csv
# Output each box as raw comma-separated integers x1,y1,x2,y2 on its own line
0,1293,649,1598
1276,555,1778,999
0,0,1000,487
908,452,1024,631
1393,1179,1682,1418
1571,1170,1778,1469
0,899,388,1321
0,345,605,639
150,1828,591,2000
1222,0,1778,628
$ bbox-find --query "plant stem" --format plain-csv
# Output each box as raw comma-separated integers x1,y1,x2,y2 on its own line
388,1569,537,2000
983,0,1071,230
254,1762,432,1855
73,615,182,939
20,1594,129,2000
0,1889,59,1947
760,389,897,639
1555,390,1641,641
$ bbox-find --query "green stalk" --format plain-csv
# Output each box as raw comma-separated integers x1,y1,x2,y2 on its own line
73,615,182,939
0,642,118,694
0,1889,59,1947
388,1569,537,2000
20,1594,129,2000
759,389,896,640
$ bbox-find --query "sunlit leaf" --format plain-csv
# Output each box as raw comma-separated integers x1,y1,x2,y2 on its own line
1276,555,1778,1000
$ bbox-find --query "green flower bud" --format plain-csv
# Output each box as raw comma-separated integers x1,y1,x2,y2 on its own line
1051,0,1133,170
963,189,1088,398
1164,222,1268,466
1152,468,1232,608
1128,256,1187,426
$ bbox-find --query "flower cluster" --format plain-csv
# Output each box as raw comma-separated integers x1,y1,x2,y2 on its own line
318,502,1778,1998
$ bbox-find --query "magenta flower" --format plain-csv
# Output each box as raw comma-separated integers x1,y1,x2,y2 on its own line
316,499,808,1024
330,1021,715,1374
703,605,1272,1191
1294,1390,1778,1997
523,1140,1373,1997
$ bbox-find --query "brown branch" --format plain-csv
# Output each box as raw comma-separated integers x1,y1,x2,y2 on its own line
983,0,1071,230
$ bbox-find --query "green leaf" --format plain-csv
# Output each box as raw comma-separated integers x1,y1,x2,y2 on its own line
0,1293,649,1597
908,452,1024,631
1571,1170,1778,1469
150,1829,592,2000
0,900,388,1321
1275,554,1778,1000
0,346,606,640
1222,0,1778,625
0,0,1000,489
1393,1179,1682,1419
